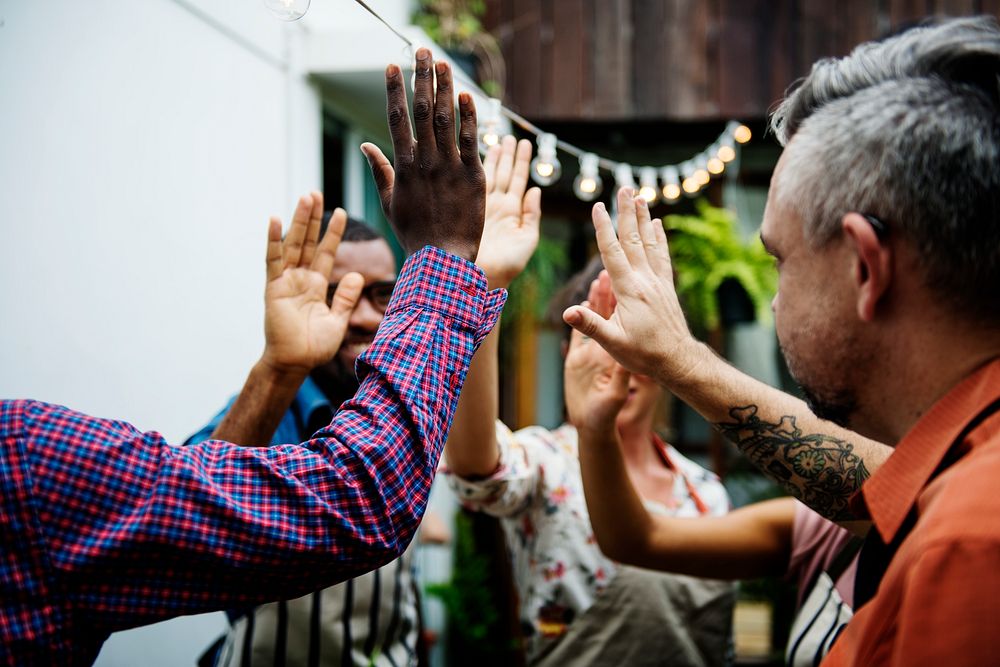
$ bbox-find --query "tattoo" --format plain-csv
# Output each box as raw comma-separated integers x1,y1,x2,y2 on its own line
714,405,870,521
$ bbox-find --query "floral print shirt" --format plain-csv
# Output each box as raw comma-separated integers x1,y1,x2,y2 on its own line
443,422,731,661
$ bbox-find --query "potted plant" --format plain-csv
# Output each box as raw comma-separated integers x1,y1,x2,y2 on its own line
412,0,504,97
664,199,777,331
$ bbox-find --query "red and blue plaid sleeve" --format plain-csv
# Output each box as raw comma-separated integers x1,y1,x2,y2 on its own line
0,246,503,665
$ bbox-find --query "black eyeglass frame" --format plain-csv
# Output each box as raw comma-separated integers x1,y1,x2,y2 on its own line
325,280,397,312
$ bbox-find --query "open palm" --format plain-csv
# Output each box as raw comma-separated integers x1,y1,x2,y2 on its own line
477,136,542,288
261,193,364,375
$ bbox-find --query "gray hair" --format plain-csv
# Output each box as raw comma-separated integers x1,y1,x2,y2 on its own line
770,16,1000,323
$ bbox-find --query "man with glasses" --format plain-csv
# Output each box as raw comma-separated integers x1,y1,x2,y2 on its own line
187,200,422,667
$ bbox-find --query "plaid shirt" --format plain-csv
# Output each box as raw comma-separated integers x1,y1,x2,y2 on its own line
0,246,504,666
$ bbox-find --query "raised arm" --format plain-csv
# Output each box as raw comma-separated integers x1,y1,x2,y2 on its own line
206,193,361,447
563,188,890,522
444,135,541,478
9,50,504,636
565,275,794,578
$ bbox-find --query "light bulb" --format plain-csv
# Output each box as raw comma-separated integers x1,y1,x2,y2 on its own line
707,157,725,174
718,140,737,163
614,163,635,194
734,124,752,144
681,162,701,197
694,162,711,185
573,153,604,201
478,98,503,152
638,166,659,204
263,0,310,21
530,133,562,186
660,166,681,202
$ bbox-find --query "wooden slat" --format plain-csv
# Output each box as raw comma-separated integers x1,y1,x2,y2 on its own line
550,0,586,118
593,0,632,118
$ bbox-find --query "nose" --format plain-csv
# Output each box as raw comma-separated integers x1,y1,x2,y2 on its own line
349,296,382,332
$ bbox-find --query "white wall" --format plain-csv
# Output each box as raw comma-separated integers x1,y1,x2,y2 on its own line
0,0,324,664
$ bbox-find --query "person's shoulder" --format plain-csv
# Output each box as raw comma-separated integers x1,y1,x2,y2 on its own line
916,438,1000,545
511,422,579,456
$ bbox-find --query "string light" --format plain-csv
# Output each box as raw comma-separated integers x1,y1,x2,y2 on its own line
660,166,681,202
614,163,636,193
478,98,502,151
717,137,737,163
573,153,604,202
320,0,754,205
638,167,660,204
530,133,562,186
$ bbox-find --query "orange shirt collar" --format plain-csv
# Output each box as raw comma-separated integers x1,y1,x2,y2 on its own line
852,357,1000,543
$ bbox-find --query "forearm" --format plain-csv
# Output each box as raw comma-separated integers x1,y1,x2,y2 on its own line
665,342,890,521
578,422,794,578
26,249,505,630
443,323,501,478
209,359,305,446
577,422,658,563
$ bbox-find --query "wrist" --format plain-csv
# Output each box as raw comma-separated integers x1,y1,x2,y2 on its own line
655,338,715,394
255,355,310,390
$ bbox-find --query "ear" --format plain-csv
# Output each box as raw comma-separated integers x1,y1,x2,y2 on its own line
842,213,893,322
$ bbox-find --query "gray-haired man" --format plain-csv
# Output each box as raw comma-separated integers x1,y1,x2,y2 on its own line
565,16,1000,666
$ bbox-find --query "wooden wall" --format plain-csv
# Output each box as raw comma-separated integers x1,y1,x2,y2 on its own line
484,0,1000,121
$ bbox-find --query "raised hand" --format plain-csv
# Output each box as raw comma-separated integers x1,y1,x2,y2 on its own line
476,136,542,288
260,193,364,376
563,187,700,383
360,48,485,262
563,272,630,435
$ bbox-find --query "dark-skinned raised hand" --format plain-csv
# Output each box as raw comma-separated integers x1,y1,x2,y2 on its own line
360,48,485,263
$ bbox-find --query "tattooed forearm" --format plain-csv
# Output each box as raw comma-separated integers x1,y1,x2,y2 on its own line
714,405,870,521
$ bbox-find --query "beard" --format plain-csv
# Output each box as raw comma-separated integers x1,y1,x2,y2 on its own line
778,332,869,429
798,383,857,427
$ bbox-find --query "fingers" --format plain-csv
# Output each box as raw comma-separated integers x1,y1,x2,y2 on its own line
266,217,283,282
384,64,414,167
361,143,395,216
282,193,315,269
433,60,457,159
483,143,501,193
457,92,480,167
412,48,436,166
594,271,616,319
567,300,593,351
508,139,534,198
493,136,517,193
609,364,630,396
312,208,347,279
521,186,542,230
592,201,629,278
300,190,324,268
647,218,673,278
563,304,617,350
617,187,649,271
328,271,364,319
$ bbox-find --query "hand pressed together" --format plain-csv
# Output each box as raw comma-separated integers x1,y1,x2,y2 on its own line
563,187,705,386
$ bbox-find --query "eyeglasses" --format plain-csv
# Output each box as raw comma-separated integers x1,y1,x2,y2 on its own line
326,280,396,313
863,214,889,240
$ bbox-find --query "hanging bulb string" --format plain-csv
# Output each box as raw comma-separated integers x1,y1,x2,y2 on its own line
345,0,751,197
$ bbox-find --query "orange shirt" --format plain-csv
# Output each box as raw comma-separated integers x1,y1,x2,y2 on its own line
823,358,1000,666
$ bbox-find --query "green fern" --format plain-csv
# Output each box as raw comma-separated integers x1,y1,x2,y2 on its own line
665,200,777,330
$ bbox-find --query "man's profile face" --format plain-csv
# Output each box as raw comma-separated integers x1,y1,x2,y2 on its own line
761,145,871,427
315,238,397,386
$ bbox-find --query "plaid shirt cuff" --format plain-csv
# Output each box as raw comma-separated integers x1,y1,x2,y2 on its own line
385,245,506,342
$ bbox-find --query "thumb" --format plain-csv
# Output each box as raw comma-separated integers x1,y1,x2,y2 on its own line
563,305,616,348
329,272,364,318
360,143,394,216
